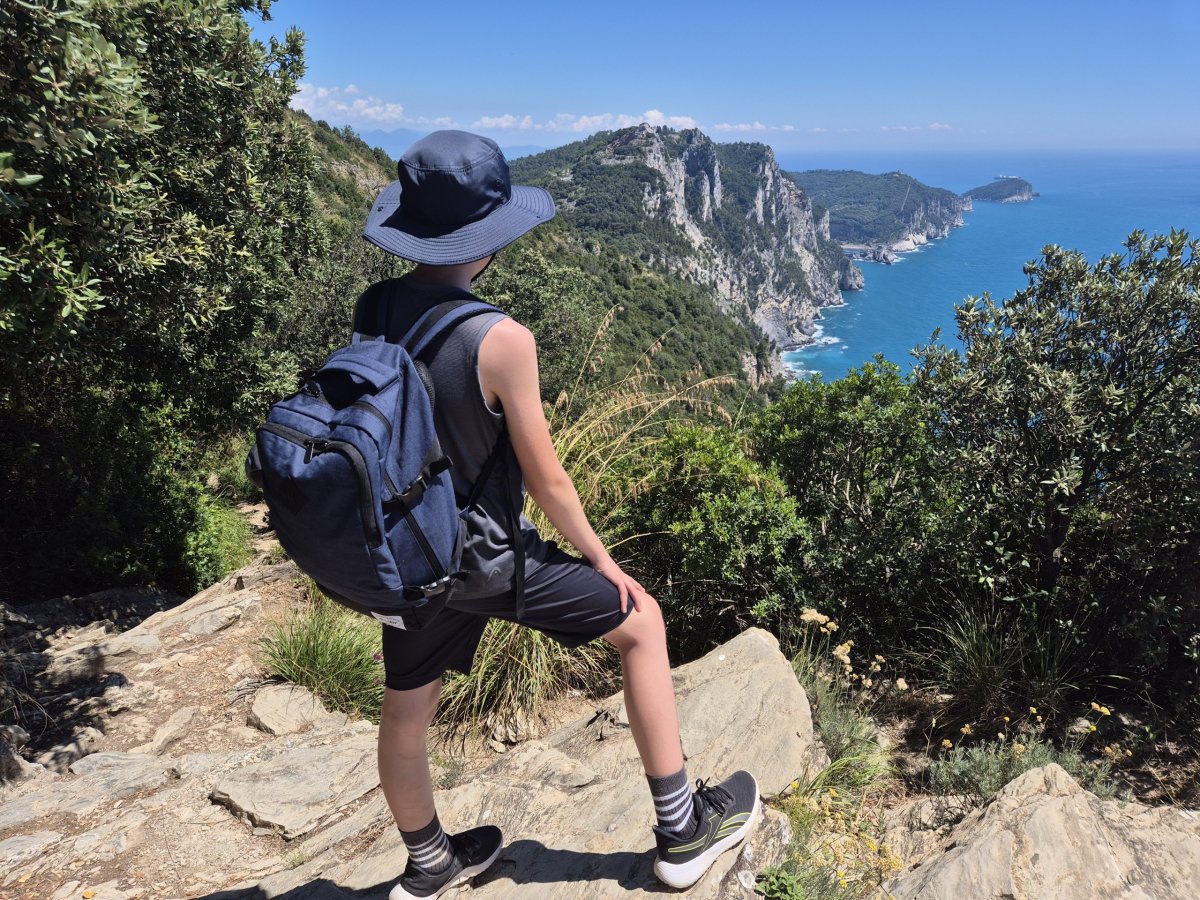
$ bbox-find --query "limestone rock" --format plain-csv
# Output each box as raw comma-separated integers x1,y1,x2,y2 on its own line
247,684,329,735
130,705,198,755
0,830,63,867
0,724,29,748
35,725,103,773
884,763,1200,900
548,628,826,794
210,732,379,839
289,627,814,899
0,752,167,831
188,604,242,635
41,632,161,686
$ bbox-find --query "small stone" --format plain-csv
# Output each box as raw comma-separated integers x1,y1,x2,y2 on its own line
0,724,30,747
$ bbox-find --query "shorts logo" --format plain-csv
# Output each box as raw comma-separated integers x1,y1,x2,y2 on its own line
371,611,409,630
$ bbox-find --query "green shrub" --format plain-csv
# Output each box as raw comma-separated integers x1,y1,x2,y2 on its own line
929,730,1124,805
258,583,384,722
0,0,315,600
205,432,263,504
758,865,849,900
613,425,808,660
182,495,252,592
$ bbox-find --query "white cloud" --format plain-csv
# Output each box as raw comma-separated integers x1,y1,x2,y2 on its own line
713,121,797,133
807,127,827,134
470,110,699,133
291,84,455,128
880,122,954,133
473,114,535,129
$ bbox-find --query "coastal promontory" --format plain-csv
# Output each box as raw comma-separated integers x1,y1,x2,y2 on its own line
786,169,969,262
965,176,1036,203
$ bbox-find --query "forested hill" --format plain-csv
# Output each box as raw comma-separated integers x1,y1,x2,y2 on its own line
512,126,862,352
293,116,776,399
965,176,1036,203
786,169,969,250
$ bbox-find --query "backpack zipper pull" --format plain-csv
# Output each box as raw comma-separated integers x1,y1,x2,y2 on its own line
304,439,329,463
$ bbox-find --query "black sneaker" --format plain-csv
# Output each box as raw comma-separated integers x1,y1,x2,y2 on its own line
388,825,504,900
651,771,760,889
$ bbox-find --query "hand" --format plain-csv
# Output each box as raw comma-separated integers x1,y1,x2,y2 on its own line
591,555,652,614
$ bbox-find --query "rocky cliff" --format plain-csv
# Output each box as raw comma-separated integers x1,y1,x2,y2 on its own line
514,125,859,351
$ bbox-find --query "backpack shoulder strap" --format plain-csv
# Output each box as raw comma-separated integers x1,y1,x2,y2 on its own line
401,299,506,360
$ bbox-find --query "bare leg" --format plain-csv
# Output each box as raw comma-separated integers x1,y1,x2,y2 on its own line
603,594,685,777
378,679,442,832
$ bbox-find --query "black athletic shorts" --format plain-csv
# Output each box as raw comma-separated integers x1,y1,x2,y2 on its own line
381,539,634,691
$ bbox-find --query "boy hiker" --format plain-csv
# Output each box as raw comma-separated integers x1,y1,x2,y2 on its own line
356,130,759,898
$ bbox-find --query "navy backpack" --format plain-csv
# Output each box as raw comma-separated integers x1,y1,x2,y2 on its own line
246,293,515,630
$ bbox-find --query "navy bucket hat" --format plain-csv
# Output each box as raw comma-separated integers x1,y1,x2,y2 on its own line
363,130,555,265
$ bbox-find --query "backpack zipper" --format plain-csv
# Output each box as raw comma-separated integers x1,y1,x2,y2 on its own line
260,423,382,548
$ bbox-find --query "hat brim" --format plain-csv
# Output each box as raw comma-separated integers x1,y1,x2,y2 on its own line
362,181,555,265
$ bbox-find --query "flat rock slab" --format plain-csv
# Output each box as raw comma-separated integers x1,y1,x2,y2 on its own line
0,830,63,870
249,627,813,899
248,684,329,736
210,732,379,839
0,753,169,831
884,763,1200,900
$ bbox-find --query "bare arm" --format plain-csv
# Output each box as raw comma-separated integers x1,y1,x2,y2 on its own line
478,318,648,612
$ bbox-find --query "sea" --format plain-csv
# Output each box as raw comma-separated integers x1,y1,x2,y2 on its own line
773,150,1200,381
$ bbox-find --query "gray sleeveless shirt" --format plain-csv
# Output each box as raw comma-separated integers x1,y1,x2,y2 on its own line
353,275,546,600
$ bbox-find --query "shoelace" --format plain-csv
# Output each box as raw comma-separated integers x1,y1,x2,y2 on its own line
693,778,734,814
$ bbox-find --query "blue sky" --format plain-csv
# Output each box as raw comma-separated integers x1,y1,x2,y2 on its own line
251,0,1200,154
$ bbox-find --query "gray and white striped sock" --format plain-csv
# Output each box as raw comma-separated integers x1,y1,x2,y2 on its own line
401,813,455,874
647,767,699,837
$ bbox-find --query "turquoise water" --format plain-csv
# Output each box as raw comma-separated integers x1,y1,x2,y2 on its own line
773,151,1200,381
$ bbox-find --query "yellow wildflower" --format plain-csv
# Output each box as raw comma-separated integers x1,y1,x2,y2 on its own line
997,732,1005,741
874,654,886,663
1036,715,1043,723
1125,749,1132,757
826,621,839,632
895,677,909,691
1099,706,1111,716
1029,706,1038,714
1088,724,1097,732
1090,701,1100,711
941,738,953,750
960,723,973,735
1003,716,1010,722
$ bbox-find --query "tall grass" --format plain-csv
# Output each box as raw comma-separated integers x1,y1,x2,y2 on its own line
258,580,384,722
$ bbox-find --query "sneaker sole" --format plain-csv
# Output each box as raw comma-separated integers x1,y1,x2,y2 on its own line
653,788,762,890
388,843,504,900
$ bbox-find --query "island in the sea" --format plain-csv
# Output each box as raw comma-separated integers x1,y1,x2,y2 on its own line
965,176,1037,203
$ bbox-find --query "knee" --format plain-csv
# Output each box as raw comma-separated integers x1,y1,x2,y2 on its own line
380,680,441,736
604,593,667,653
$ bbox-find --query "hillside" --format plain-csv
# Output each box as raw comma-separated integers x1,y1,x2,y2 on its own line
786,169,970,255
966,176,1036,203
513,126,862,353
